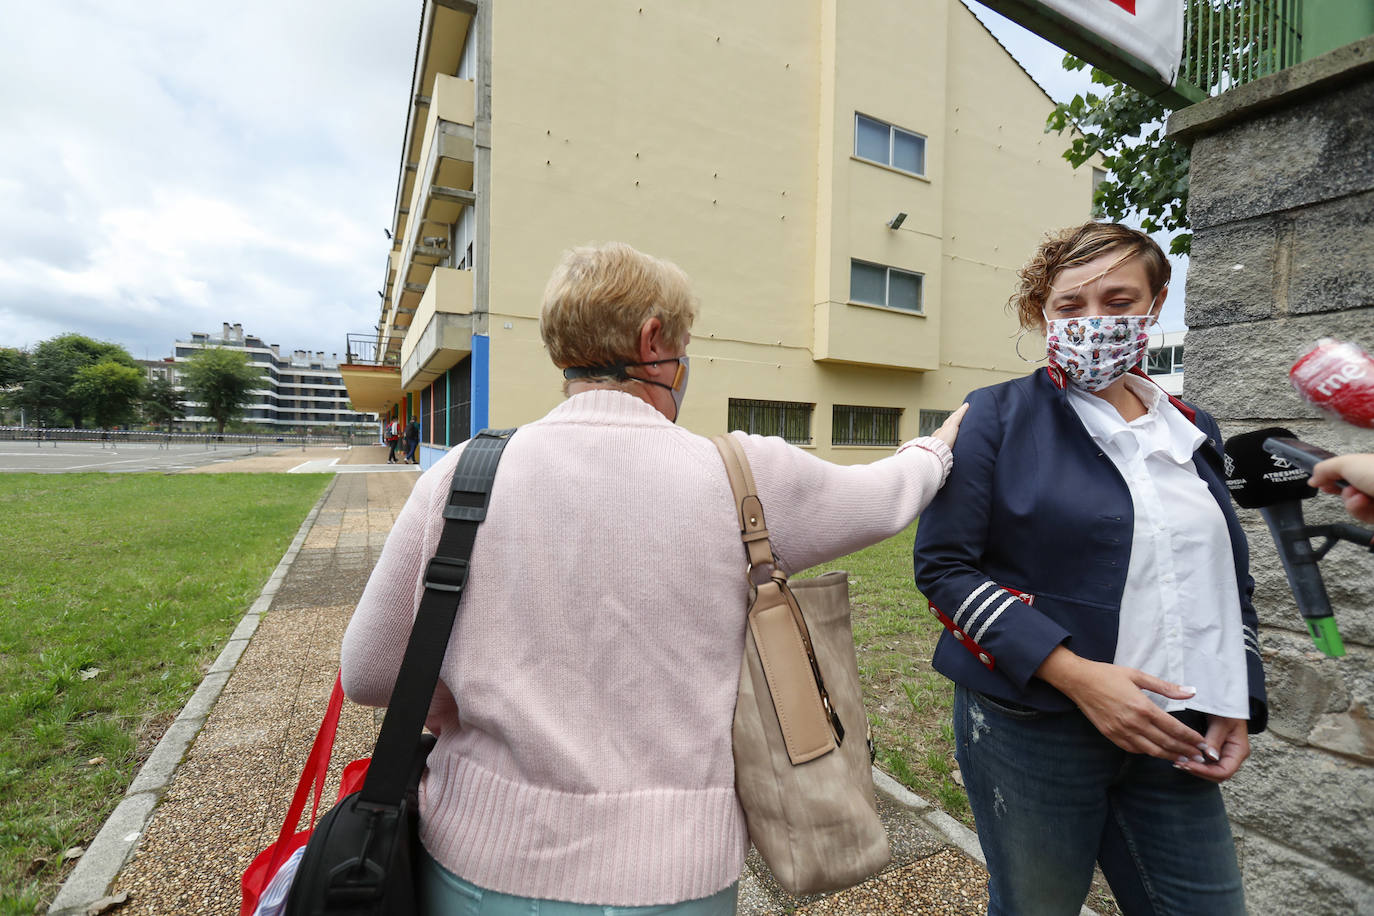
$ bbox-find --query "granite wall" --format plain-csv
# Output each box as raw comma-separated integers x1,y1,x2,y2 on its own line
1168,37,1374,915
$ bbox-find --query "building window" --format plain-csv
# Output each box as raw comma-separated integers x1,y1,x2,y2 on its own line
1147,344,1185,376
425,378,448,445
854,114,926,176
851,260,923,313
437,358,472,446
833,405,902,447
918,409,953,438
728,398,813,445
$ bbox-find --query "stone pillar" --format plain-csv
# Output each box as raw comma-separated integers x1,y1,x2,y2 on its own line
1168,38,1374,915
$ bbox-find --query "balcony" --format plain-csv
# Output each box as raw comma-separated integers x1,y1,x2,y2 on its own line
338,333,402,415
387,74,476,337
812,300,939,371
400,267,476,390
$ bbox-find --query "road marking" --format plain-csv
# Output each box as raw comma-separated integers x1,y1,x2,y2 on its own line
289,458,341,474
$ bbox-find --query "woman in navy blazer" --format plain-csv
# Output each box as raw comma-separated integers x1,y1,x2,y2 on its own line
914,223,1266,915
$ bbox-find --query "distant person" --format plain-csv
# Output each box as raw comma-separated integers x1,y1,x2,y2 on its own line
341,241,967,916
1310,453,1374,523
403,417,420,464
913,222,1267,915
385,419,401,464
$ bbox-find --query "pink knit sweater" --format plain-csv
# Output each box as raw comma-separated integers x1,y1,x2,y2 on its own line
340,389,952,906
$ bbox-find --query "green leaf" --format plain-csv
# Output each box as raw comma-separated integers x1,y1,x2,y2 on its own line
1051,57,1191,248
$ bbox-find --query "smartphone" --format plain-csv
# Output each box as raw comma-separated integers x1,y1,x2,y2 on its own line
1262,437,1337,475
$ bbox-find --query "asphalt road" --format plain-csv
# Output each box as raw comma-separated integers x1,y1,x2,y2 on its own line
0,440,326,474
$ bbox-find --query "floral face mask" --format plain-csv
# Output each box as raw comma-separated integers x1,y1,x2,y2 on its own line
1043,314,1153,392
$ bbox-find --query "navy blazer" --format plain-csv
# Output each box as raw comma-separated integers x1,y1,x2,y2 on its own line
913,367,1268,732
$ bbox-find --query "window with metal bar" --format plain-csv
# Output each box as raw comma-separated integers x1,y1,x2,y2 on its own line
424,359,472,447
419,385,432,444
918,409,953,439
728,398,813,445
426,376,449,445
833,405,902,447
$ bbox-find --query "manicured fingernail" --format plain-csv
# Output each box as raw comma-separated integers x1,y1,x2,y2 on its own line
1173,761,1189,770
1202,745,1220,762
1192,755,1206,764
1179,685,1197,696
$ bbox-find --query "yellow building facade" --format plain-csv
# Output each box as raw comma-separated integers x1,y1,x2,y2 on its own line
341,0,1098,468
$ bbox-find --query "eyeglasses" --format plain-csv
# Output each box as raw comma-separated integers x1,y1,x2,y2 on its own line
638,356,688,391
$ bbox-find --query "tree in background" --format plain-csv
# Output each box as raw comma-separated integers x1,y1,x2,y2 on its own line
68,360,146,430
1046,56,1191,255
180,347,261,435
0,348,28,423
141,376,184,432
16,334,140,428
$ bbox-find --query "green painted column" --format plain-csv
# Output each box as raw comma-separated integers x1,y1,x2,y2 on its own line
1302,0,1374,61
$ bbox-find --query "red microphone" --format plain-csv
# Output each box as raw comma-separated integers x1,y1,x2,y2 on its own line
1289,338,1374,429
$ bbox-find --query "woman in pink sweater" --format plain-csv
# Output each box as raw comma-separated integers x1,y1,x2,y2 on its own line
340,242,964,916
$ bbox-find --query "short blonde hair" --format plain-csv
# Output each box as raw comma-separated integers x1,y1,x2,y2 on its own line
539,242,697,376
1010,222,1170,331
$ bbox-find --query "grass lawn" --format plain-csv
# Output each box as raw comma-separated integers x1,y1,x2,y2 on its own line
0,473,330,914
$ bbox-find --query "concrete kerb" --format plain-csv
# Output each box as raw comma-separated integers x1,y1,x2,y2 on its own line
47,477,340,916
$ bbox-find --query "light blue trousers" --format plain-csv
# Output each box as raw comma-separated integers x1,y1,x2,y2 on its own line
419,850,739,916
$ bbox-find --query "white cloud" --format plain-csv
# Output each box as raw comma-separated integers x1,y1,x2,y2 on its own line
963,0,1189,332
0,0,415,357
0,0,1192,363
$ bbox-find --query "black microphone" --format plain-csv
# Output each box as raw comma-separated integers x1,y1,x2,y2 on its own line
1224,427,1344,657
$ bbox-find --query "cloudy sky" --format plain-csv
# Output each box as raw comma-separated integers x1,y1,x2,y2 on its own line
0,1,1183,363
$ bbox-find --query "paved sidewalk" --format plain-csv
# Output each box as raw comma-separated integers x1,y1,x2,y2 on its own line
51,468,1016,915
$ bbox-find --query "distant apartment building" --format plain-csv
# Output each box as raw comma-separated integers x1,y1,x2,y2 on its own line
340,0,1103,468
1145,329,1186,396
138,357,177,383
173,323,375,431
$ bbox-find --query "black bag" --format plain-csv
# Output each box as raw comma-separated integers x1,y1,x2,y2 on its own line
283,428,516,916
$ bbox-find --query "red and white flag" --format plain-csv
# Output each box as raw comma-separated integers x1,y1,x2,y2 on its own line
1038,0,1185,85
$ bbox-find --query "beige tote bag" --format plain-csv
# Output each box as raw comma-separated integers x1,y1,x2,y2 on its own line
713,434,890,895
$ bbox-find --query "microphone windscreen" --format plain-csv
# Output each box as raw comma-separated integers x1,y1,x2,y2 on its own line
1223,427,1317,508
1289,338,1374,429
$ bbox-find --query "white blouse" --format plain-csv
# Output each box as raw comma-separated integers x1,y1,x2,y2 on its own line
1066,374,1250,720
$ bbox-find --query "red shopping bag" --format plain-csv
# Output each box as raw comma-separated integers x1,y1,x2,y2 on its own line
240,674,370,916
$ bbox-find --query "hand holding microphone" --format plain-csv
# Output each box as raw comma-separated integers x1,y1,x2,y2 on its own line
1309,454,1374,524
1223,428,1374,657
1289,337,1374,428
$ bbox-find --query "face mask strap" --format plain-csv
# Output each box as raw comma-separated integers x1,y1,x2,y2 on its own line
1014,328,1048,364
564,357,679,384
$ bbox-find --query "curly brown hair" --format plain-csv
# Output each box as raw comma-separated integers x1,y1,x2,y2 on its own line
1010,222,1170,331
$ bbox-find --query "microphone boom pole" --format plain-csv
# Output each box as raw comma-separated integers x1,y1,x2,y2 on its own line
1257,503,1346,657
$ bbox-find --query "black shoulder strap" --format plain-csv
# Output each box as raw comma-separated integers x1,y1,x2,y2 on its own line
357,427,517,805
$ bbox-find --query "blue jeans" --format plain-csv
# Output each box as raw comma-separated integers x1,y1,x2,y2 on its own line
419,850,739,916
953,686,1245,916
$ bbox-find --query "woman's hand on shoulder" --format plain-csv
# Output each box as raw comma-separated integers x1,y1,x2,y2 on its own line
931,403,970,450
1174,716,1249,783
1036,648,1208,761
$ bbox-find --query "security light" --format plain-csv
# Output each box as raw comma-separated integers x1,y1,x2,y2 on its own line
887,212,908,230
